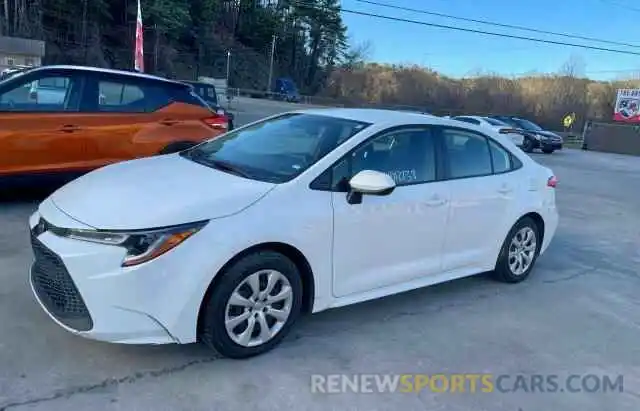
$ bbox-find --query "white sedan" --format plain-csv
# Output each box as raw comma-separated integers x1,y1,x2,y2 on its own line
451,115,526,146
28,109,559,358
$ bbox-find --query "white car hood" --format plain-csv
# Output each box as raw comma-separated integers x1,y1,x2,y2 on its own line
48,154,276,230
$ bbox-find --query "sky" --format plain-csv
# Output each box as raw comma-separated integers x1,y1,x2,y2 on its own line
341,0,640,80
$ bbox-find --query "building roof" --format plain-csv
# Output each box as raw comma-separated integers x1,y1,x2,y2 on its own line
0,36,45,57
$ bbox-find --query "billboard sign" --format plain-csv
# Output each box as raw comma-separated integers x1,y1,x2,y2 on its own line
613,89,640,122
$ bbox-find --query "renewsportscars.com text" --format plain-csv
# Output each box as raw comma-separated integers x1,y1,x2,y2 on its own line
310,373,624,394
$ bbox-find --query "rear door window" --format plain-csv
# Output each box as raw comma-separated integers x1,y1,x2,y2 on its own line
96,79,172,113
442,128,493,179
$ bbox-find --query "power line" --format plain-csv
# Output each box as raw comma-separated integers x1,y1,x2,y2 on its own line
352,0,640,50
598,0,640,13
293,2,640,57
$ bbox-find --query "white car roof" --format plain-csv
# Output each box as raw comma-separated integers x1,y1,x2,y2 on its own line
455,115,486,121
287,108,528,160
292,108,468,128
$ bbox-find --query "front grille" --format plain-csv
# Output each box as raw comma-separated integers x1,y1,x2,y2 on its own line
30,231,93,331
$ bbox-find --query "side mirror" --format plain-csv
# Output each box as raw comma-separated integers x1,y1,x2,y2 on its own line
347,170,395,204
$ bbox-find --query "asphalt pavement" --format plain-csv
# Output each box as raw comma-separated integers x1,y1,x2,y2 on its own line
226,96,327,125
1,99,639,411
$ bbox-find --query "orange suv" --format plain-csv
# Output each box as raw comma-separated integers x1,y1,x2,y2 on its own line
0,65,228,187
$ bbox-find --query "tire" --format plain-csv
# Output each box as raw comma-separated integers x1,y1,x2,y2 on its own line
158,141,195,155
542,149,554,154
521,138,535,153
228,120,235,131
199,251,303,359
492,217,541,283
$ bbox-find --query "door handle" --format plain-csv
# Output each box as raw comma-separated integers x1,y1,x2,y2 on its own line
497,185,513,194
424,195,448,207
160,119,179,126
59,125,80,133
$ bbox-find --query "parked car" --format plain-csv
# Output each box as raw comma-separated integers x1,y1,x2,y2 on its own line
488,116,564,154
28,109,558,358
181,80,235,130
1,66,30,80
272,77,300,102
451,115,526,147
0,65,229,188
27,76,69,104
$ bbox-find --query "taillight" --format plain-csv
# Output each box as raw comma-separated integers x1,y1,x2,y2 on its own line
202,115,228,131
547,175,558,188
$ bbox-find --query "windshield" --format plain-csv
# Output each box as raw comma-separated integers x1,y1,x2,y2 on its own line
482,117,509,126
181,113,370,183
513,118,543,131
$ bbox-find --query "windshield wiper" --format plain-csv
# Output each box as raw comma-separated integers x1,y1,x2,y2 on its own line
208,158,253,178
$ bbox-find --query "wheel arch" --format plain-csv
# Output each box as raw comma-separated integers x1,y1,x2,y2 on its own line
519,211,545,248
196,241,316,338
494,211,546,270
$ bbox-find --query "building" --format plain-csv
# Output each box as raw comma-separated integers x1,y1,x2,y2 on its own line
0,36,46,70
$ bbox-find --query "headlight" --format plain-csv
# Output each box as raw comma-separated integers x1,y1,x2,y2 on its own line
62,221,208,267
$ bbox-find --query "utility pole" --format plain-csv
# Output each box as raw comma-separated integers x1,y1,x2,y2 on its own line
267,34,276,93
153,23,159,73
226,50,232,106
226,50,231,84
81,0,88,62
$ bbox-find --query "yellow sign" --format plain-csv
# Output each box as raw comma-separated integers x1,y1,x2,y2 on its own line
563,113,576,128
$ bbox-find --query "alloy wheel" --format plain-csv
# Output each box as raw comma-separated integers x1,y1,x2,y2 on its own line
224,269,293,347
508,226,537,275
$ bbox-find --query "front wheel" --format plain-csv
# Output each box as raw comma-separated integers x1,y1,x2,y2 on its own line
199,251,303,359
542,148,554,154
492,217,541,283
521,138,535,153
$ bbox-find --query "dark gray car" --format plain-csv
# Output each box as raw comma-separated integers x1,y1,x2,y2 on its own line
489,116,563,154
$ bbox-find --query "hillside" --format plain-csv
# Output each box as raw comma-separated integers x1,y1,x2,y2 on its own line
320,63,639,130
1,0,346,94
1,1,636,128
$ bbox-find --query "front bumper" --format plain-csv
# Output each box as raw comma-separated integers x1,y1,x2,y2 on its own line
532,137,563,150
27,201,219,345
541,141,563,150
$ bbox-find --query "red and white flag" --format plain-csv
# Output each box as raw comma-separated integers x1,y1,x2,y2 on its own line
134,0,144,72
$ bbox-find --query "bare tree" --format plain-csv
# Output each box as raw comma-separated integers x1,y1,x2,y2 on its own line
559,54,586,78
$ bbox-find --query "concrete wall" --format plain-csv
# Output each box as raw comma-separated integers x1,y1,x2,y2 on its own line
583,121,640,156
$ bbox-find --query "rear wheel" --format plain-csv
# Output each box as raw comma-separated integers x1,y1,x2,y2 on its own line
492,217,541,283
542,148,554,154
158,141,195,155
199,251,303,359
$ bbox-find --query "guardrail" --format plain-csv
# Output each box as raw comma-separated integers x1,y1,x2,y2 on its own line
224,87,347,107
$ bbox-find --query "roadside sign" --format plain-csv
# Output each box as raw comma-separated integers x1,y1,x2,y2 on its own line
563,113,576,128
613,89,640,122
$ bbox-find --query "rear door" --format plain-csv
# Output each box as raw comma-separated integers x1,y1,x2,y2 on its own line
0,69,89,176
78,74,223,167
438,126,520,272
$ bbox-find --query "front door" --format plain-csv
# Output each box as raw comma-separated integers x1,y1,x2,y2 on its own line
331,127,451,297
0,71,88,176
